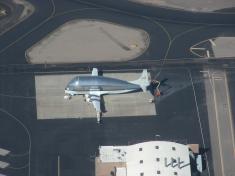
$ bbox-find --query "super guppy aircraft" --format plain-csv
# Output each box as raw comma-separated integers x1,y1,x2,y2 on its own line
64,68,151,123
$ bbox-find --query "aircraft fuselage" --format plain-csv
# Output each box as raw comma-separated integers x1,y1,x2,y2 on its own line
65,76,141,95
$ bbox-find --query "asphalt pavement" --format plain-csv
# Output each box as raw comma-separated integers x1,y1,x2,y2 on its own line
0,0,235,176
0,0,235,64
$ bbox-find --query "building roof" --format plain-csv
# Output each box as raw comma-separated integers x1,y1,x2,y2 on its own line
99,141,191,176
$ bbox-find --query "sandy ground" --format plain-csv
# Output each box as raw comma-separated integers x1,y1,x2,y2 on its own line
212,37,235,57
129,0,235,12
35,72,156,119
27,20,150,64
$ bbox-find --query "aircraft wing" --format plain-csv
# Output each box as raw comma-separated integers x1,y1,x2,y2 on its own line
88,89,102,123
89,94,101,113
91,68,98,76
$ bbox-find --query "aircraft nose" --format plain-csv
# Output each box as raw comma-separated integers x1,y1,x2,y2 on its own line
65,86,70,90
65,83,74,91
66,77,79,90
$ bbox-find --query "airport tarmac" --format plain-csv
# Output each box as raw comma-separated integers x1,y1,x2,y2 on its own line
31,68,213,176
0,67,215,176
35,71,156,120
227,70,235,132
1,0,235,176
129,0,235,12
203,69,235,176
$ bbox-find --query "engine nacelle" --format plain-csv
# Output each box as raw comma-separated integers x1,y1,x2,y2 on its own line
85,94,91,103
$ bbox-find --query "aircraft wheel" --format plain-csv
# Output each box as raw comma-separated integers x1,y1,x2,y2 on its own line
97,112,102,123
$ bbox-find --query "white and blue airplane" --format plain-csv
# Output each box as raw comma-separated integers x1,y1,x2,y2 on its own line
64,68,151,123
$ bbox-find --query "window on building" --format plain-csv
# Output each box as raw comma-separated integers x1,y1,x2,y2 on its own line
174,171,178,175
157,170,161,174
139,148,143,151
140,160,143,164
140,172,144,176
155,146,159,149
156,158,160,162
172,147,176,151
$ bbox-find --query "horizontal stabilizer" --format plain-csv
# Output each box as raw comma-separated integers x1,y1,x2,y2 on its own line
129,69,150,92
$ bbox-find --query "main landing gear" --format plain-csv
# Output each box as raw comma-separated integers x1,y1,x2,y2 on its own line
97,112,102,124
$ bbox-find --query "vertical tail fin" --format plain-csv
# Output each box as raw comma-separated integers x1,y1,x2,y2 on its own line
129,69,150,92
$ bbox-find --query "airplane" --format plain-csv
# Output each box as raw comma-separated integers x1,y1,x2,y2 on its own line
64,68,154,123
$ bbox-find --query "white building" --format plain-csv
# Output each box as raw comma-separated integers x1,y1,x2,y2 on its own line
98,141,201,176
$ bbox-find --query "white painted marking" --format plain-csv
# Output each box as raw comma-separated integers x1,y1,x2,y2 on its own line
191,47,206,50
206,50,210,57
0,148,10,156
58,155,60,176
209,39,216,46
200,70,209,73
0,161,9,169
188,70,211,176
211,74,225,176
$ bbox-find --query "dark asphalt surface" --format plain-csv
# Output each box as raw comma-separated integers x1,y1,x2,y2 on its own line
0,0,235,176
0,73,36,176
0,0,235,64
0,68,215,176
73,0,235,24
227,69,235,139
34,68,213,176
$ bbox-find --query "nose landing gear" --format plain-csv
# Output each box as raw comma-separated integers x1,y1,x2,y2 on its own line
64,94,72,100
84,94,91,103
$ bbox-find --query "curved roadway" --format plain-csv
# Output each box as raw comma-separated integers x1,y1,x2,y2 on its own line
0,0,234,65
